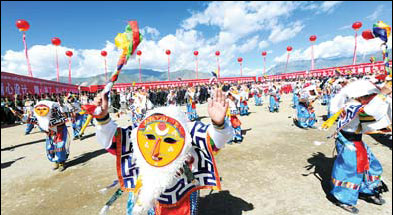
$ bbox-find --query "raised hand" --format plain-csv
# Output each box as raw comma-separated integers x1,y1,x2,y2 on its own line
208,88,229,126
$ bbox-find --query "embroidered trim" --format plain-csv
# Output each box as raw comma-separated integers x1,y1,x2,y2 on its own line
332,178,360,190
366,174,381,182
96,113,110,125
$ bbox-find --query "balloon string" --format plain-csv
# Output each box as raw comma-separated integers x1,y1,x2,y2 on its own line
168,55,170,81
353,31,358,65
217,56,220,79
285,53,290,73
196,56,198,79
68,57,72,84
56,47,59,82
240,63,242,77
139,57,141,82
23,32,33,77
104,58,107,82
263,57,266,76
311,44,314,70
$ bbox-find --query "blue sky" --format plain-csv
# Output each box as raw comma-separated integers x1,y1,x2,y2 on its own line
1,1,392,79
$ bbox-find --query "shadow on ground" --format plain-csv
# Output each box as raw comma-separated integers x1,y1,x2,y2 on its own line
198,190,254,215
1,157,25,169
1,138,46,151
65,149,107,169
302,152,338,204
369,133,392,150
241,128,252,135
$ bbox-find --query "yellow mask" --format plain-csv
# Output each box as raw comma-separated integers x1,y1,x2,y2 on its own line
137,114,186,167
34,104,50,117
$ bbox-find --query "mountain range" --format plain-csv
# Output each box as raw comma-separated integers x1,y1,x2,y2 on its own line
55,50,391,85
266,49,391,75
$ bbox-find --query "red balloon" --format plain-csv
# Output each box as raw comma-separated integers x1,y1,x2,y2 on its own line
166,49,171,55
194,51,199,56
65,51,73,57
309,35,317,42
16,19,30,31
137,50,142,56
51,37,61,46
262,51,267,56
362,30,375,40
215,51,220,56
237,57,243,63
101,50,107,57
287,46,293,52
352,21,362,30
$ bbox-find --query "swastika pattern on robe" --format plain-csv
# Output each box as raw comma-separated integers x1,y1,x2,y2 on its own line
119,126,139,189
157,121,219,205
337,104,362,131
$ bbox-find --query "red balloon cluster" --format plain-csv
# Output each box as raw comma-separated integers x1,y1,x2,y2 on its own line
137,50,142,56
16,19,30,31
101,50,107,57
362,30,375,40
194,51,199,56
262,51,267,56
287,46,293,52
65,51,73,57
352,21,362,31
51,37,61,46
166,49,171,55
215,51,220,56
237,57,243,63
309,35,317,42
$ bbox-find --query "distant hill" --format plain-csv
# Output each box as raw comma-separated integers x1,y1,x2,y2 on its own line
266,49,391,75
55,50,391,84
55,69,212,85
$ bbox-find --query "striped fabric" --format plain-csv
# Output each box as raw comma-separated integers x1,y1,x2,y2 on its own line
331,178,360,190
366,174,381,182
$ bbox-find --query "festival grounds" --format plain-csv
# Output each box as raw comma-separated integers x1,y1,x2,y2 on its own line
1,94,391,215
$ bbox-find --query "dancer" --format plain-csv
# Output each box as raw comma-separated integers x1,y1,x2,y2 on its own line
323,79,391,214
239,85,250,115
93,88,232,215
226,89,243,143
29,100,70,171
294,85,318,128
268,84,279,113
185,86,198,121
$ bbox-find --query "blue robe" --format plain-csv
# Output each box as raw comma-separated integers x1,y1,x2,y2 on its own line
269,95,279,112
72,113,85,138
186,103,198,121
292,93,299,109
295,102,316,128
254,94,263,106
46,124,69,163
331,132,383,206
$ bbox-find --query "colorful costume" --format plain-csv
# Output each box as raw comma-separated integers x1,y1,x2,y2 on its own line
239,87,249,116
268,85,279,113
226,92,243,143
326,80,391,212
185,88,198,121
29,100,70,170
292,85,299,109
294,85,317,128
95,107,232,215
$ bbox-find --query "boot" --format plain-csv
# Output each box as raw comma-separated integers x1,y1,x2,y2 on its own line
58,162,66,172
52,162,59,170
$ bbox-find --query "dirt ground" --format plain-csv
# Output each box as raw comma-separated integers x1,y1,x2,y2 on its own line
1,94,392,215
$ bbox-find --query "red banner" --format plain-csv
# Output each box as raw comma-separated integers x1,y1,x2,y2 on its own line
1,71,87,98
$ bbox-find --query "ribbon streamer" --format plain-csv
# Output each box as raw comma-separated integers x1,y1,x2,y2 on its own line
23,32,33,77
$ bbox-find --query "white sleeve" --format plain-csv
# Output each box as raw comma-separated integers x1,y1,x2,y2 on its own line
95,119,118,149
207,120,233,149
364,94,390,121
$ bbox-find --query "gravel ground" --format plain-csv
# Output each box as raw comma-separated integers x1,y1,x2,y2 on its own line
1,94,391,215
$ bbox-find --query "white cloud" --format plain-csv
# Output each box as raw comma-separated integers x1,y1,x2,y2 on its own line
238,36,259,53
318,1,342,14
273,34,393,63
140,26,160,40
258,40,269,49
366,5,384,21
268,21,304,43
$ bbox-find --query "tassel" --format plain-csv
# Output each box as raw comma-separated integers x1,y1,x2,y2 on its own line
99,205,110,215
321,109,343,129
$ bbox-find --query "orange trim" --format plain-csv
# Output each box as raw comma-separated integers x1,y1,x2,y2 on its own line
206,134,222,191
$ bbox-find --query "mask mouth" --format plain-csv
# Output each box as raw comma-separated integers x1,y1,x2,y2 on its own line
152,156,162,161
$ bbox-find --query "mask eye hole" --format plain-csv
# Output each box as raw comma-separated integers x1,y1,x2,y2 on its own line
146,134,156,140
164,137,177,144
